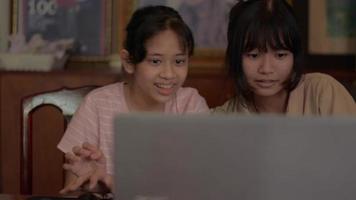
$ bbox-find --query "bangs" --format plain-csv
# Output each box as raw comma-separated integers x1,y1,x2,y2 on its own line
243,15,294,52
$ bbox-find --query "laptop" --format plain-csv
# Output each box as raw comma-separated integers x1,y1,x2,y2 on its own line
114,114,356,200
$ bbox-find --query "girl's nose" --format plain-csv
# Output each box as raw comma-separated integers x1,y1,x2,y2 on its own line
257,54,274,74
160,64,175,79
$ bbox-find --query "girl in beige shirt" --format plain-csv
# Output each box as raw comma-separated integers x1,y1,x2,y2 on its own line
213,0,355,115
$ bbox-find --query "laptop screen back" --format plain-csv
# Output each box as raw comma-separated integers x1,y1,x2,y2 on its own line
114,114,356,200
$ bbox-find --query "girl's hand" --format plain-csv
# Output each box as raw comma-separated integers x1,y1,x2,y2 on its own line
60,142,113,194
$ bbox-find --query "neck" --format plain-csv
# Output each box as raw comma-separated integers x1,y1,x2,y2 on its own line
123,83,165,112
253,90,289,114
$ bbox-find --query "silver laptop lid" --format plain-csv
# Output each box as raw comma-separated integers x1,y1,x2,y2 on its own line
114,114,356,200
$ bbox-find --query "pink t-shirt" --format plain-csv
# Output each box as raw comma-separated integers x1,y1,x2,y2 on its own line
57,82,209,174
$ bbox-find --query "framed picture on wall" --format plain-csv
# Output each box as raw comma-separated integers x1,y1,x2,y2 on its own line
308,0,355,55
0,0,10,52
11,0,113,61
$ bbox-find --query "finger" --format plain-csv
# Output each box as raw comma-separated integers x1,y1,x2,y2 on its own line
91,150,104,161
63,163,74,171
88,172,100,190
72,145,81,154
62,163,84,174
59,176,85,194
82,142,96,150
64,153,80,163
65,174,91,194
59,183,76,194
59,186,69,194
72,146,85,156
82,142,100,155
71,175,89,189
73,145,92,158
82,143,103,161
103,175,114,191
59,182,80,194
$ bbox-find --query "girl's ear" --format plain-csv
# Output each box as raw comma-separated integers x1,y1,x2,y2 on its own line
120,49,135,74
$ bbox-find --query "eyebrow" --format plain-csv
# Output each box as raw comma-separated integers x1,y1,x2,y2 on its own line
146,53,163,56
146,53,187,56
175,53,187,56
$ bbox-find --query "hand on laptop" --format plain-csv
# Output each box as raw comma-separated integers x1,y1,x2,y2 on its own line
60,142,113,194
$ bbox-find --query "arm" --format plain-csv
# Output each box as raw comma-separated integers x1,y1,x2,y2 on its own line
317,75,356,115
58,93,103,194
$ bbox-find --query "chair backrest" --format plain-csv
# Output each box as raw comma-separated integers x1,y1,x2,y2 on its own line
21,86,95,195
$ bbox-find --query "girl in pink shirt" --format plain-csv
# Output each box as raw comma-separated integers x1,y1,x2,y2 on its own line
58,5,209,194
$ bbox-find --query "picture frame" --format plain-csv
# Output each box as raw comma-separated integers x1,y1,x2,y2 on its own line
308,0,355,55
11,0,114,62
0,0,10,52
293,0,354,69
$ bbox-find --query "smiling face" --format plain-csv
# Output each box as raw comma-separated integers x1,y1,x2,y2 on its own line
122,29,189,110
242,47,294,99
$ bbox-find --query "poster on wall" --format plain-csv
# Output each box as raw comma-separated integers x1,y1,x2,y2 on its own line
309,0,356,55
0,0,10,52
15,0,112,57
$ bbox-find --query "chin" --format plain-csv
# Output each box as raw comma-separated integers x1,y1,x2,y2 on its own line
154,94,175,104
253,88,283,97
154,88,179,103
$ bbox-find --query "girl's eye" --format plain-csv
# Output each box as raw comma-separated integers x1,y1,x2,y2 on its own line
175,59,186,66
149,58,161,65
246,52,259,59
275,52,289,59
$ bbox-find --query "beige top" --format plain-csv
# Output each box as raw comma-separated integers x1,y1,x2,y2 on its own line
213,73,356,116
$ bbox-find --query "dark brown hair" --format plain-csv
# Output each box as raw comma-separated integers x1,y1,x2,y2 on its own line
226,0,302,108
124,5,194,64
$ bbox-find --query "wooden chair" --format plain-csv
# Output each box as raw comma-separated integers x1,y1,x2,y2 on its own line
21,86,95,195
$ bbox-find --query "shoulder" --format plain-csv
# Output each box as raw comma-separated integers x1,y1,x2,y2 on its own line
80,82,124,110
84,82,122,102
87,82,122,98
175,87,209,113
212,97,253,114
301,73,342,89
298,72,354,100
176,87,205,101
211,98,237,113
299,72,354,97
303,72,337,82
296,73,356,115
